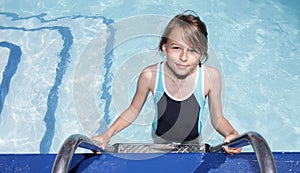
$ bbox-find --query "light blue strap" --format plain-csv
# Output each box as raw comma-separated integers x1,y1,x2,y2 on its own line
197,67,206,134
152,62,164,132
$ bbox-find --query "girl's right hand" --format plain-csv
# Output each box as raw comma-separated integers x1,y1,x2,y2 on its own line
92,133,111,153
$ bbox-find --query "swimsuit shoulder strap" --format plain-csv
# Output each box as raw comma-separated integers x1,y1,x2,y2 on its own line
154,62,164,102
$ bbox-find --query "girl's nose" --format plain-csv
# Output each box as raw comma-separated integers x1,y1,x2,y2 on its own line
179,50,188,61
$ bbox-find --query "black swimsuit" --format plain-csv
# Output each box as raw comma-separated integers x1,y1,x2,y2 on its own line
152,62,206,142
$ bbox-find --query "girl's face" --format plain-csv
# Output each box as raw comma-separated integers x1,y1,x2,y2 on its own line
162,27,201,79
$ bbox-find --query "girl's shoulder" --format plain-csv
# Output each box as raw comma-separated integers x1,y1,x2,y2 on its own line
202,65,222,91
203,65,221,79
139,63,161,92
203,64,219,73
139,63,161,81
141,62,161,75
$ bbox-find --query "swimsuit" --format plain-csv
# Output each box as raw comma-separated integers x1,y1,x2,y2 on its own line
152,62,206,142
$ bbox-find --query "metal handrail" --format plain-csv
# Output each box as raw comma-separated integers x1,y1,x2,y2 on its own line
51,134,101,173
210,131,277,173
51,131,277,173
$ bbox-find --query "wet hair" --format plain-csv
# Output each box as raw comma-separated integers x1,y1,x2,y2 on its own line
159,10,208,65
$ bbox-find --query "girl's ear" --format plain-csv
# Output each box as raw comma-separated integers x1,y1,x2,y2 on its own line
162,44,167,54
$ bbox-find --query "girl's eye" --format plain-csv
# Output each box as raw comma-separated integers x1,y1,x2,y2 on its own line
189,49,198,53
172,46,181,50
189,49,200,55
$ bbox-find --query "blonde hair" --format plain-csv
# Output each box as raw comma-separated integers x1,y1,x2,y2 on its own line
159,11,208,65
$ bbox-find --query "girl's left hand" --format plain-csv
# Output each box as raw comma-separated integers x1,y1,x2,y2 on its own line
222,134,242,155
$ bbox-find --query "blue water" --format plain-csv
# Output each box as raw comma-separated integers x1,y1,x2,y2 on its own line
0,0,299,153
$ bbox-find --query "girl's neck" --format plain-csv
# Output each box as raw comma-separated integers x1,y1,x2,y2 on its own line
163,62,198,100
164,61,197,83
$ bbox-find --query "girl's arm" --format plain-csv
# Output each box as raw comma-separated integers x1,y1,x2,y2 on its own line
205,66,241,154
93,67,154,149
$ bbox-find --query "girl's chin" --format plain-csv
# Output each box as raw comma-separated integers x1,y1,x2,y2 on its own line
172,70,190,79
166,63,192,78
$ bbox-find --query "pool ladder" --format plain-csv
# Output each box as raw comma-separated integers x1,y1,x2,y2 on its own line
51,131,277,173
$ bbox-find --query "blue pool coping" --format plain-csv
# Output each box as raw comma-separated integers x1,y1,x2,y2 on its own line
0,152,299,172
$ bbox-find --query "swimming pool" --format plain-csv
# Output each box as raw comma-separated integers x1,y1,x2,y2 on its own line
0,0,299,154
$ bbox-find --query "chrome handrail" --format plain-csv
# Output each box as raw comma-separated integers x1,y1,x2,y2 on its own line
52,131,277,173
210,131,277,173
51,134,101,173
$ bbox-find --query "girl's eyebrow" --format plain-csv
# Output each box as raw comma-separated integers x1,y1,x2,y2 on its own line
169,43,179,46
168,41,182,46
168,42,194,50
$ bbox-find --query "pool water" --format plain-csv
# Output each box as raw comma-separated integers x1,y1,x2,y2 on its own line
0,0,299,153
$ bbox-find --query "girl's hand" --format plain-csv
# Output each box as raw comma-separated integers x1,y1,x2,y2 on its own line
92,133,111,154
222,134,242,155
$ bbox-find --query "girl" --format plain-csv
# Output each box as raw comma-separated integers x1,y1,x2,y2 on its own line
93,11,241,155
